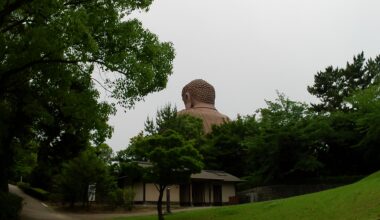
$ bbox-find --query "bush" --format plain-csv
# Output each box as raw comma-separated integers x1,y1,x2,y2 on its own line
17,182,49,201
124,187,135,211
53,149,116,207
108,188,125,209
107,187,135,210
0,192,23,220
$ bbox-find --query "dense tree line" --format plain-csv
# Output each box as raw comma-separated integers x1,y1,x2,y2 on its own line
199,53,380,188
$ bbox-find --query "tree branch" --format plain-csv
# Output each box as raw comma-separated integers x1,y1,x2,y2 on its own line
91,77,112,93
0,16,30,33
63,0,93,7
0,0,33,27
2,58,79,78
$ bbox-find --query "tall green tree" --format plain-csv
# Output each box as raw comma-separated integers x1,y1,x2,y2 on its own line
27,65,115,190
128,106,203,220
0,0,175,192
308,53,380,112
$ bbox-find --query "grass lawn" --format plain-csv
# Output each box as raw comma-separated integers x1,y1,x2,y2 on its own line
115,171,380,220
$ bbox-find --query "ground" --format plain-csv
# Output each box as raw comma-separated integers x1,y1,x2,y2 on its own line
9,184,210,220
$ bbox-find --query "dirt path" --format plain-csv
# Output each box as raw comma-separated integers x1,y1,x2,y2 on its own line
9,184,75,220
9,184,212,220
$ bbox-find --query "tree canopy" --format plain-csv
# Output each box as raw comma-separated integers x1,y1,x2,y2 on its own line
307,53,380,112
200,53,380,188
127,105,203,220
0,0,175,192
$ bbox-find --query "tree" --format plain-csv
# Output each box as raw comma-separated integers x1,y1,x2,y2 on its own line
243,93,324,185
9,140,38,183
94,143,114,165
346,83,380,172
111,149,145,188
53,147,116,207
27,67,115,190
308,53,380,112
201,115,256,177
0,0,175,192
128,106,203,220
144,105,204,140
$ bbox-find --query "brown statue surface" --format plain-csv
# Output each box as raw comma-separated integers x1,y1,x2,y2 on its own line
178,79,229,133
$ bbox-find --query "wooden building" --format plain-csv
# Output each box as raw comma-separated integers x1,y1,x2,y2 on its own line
133,170,241,206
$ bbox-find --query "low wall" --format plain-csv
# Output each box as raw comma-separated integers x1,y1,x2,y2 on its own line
238,184,344,203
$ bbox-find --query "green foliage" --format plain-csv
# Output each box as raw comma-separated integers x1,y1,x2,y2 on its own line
0,0,175,107
9,140,37,183
133,131,203,186
0,0,174,192
128,105,203,220
201,70,380,187
108,187,136,210
17,182,49,201
95,143,115,165
308,52,380,112
0,192,22,220
27,68,116,190
346,83,380,170
144,104,204,139
112,159,144,188
201,115,257,177
238,93,323,185
53,147,116,207
115,171,380,220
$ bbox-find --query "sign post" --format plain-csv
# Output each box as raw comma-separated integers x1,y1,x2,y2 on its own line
88,183,96,202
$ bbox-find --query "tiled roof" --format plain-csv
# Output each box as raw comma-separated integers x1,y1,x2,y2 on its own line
191,170,242,182
136,161,242,182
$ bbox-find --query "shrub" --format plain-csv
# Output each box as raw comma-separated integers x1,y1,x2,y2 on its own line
108,188,125,209
123,187,135,211
17,182,49,201
0,192,23,220
107,187,135,210
53,149,116,207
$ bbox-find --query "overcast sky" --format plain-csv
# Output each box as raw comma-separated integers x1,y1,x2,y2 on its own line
102,0,380,152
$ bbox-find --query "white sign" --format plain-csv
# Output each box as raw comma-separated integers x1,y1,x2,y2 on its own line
88,183,96,202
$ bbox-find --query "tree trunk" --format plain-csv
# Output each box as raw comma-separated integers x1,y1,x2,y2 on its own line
0,155,9,192
0,136,13,192
157,186,165,220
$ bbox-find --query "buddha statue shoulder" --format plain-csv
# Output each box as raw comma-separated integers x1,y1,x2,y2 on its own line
178,79,230,133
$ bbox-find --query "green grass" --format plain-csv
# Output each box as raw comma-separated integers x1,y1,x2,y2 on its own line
116,171,380,220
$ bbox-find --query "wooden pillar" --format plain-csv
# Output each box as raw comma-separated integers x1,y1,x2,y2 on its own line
143,182,146,204
208,183,212,206
189,183,193,206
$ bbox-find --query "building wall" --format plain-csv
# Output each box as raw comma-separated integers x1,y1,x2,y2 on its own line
133,183,144,201
133,182,236,204
222,183,236,203
134,183,180,202
204,183,212,203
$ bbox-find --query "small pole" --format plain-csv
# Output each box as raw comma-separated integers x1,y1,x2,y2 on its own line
166,187,171,214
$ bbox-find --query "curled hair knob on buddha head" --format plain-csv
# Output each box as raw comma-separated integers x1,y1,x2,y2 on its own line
182,79,215,109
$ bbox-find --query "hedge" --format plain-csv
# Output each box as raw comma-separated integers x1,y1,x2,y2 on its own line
0,192,22,220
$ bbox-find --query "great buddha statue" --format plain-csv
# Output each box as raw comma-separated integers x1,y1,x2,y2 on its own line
178,79,229,133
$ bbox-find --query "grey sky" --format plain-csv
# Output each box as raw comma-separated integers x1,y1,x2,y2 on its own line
103,0,380,151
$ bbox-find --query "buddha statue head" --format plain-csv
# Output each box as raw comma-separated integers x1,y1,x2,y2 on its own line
181,79,215,109
179,79,229,133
